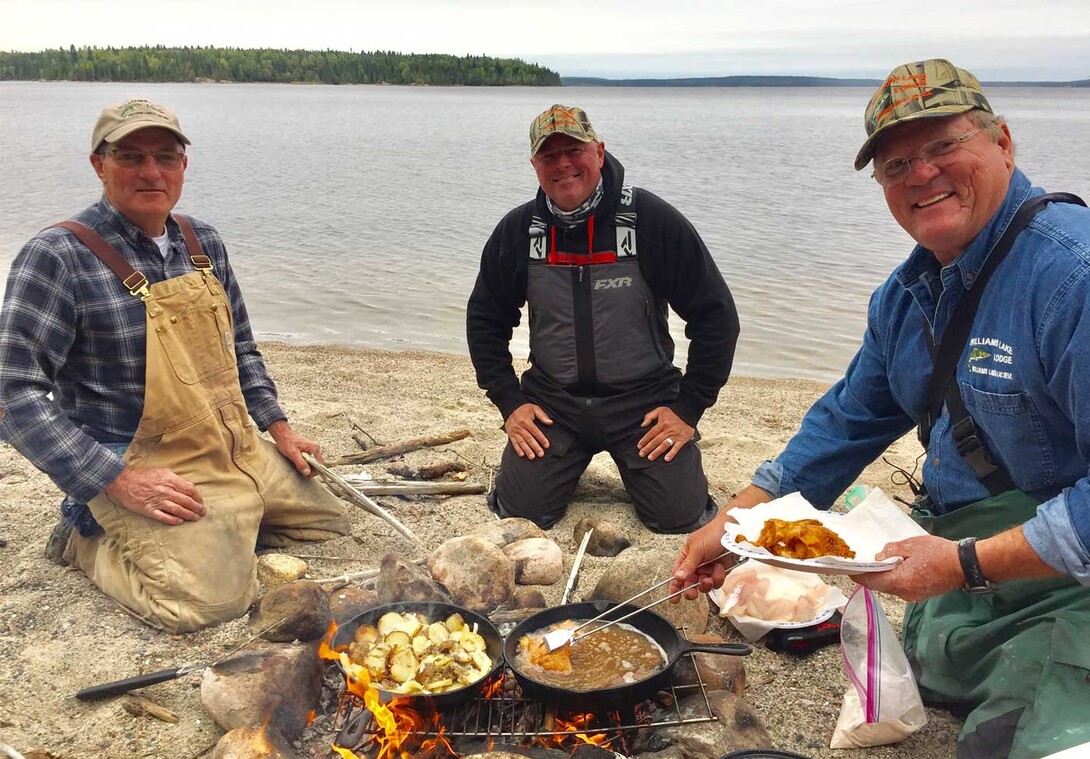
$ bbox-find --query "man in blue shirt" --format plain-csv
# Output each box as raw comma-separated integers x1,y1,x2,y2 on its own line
672,59,1090,758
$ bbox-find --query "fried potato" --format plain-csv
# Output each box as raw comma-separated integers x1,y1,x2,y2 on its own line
739,518,855,560
345,609,493,694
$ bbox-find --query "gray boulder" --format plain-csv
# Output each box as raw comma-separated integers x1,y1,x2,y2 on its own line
200,641,321,740
429,536,515,613
502,537,563,585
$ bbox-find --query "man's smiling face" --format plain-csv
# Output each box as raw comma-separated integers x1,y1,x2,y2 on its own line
876,113,1015,265
531,134,605,212
90,127,187,236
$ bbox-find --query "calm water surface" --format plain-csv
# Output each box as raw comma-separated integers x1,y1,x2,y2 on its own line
2,82,1088,382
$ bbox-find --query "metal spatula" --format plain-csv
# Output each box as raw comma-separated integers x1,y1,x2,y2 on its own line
543,549,737,652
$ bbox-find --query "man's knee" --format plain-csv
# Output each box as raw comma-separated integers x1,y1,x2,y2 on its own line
71,530,259,633
490,479,568,529
637,494,718,534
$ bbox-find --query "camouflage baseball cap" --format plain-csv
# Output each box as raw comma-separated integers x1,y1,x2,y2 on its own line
529,104,598,157
91,99,191,152
854,58,992,171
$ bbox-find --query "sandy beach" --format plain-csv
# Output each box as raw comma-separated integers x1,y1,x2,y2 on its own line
0,343,960,758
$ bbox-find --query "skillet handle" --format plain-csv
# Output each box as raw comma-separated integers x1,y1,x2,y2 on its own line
682,642,753,657
74,665,198,700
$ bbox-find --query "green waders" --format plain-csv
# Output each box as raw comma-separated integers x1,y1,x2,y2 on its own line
906,490,1090,758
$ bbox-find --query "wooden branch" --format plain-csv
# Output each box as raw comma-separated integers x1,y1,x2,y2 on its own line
122,695,179,723
338,478,485,496
313,567,380,584
387,461,468,481
313,557,425,584
326,429,472,466
304,454,421,545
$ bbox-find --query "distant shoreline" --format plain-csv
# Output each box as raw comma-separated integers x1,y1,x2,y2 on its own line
5,76,1090,88
4,75,1089,88
561,74,1090,88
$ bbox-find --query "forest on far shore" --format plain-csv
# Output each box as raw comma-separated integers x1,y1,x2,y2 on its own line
0,46,562,86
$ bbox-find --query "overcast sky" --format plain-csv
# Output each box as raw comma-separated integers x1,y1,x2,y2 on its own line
4,0,1090,81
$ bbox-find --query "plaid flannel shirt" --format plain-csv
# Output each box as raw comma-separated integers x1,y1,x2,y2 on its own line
0,196,285,502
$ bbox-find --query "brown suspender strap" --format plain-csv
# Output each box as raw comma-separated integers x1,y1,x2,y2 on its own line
51,221,149,297
172,214,212,271
51,216,213,296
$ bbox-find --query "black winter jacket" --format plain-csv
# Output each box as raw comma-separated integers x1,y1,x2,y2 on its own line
466,152,739,428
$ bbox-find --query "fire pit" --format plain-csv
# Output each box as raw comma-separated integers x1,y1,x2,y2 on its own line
325,640,721,758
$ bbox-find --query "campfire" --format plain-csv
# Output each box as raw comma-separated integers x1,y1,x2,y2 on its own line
316,620,718,759
193,517,767,759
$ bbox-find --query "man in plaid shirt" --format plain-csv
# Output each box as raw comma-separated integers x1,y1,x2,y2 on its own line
0,99,348,632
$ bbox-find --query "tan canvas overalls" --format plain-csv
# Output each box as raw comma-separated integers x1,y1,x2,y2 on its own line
57,217,349,633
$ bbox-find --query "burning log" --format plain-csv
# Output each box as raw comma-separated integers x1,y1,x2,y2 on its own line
327,429,472,467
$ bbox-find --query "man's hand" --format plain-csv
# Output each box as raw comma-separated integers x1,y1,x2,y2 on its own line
668,484,773,600
505,403,553,460
638,407,694,462
851,536,964,602
853,527,1064,601
268,419,322,477
105,466,205,526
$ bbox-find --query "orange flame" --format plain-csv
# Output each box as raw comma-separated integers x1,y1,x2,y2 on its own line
320,622,441,759
548,713,609,747
318,620,344,661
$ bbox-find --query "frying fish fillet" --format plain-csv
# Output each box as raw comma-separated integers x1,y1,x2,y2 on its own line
739,518,856,560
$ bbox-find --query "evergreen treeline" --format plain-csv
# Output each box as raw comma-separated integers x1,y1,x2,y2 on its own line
0,46,561,86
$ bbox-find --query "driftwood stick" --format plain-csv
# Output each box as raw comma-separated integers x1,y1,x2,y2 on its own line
326,429,472,466
122,694,179,723
313,567,381,584
305,454,421,544
0,743,27,759
338,478,485,496
387,461,468,481
313,556,426,584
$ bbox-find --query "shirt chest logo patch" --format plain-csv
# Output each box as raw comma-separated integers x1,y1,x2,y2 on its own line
967,336,1014,380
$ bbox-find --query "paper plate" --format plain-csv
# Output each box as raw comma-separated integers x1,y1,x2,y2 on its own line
721,518,901,575
764,605,838,630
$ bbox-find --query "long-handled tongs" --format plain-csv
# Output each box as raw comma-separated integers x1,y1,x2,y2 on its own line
543,549,741,651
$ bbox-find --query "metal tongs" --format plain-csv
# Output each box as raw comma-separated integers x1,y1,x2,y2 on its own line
543,549,740,652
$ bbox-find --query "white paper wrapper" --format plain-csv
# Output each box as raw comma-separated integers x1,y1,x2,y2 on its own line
710,561,849,641
722,487,929,575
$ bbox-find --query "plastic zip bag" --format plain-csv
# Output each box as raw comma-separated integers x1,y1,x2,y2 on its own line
830,585,927,748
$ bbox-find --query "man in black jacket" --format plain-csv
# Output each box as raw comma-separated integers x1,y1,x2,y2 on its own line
467,104,739,533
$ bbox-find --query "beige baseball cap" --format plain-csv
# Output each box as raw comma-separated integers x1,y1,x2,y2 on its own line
855,58,992,170
529,104,598,157
91,99,191,152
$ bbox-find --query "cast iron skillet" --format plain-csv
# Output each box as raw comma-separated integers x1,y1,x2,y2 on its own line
332,600,505,710
505,601,752,712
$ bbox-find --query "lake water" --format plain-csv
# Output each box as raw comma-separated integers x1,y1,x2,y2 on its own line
2,81,1089,382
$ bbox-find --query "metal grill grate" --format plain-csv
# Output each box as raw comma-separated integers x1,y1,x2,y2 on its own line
334,650,717,750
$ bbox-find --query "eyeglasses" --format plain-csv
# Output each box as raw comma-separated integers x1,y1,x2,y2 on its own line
105,149,186,171
533,145,594,165
872,129,983,187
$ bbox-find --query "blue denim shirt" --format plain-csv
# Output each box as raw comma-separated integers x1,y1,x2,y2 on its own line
754,170,1090,582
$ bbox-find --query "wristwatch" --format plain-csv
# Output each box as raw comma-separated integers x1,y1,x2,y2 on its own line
957,537,997,594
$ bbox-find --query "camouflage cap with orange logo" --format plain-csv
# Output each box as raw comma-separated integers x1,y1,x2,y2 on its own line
529,104,598,157
854,58,992,171
91,98,191,152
